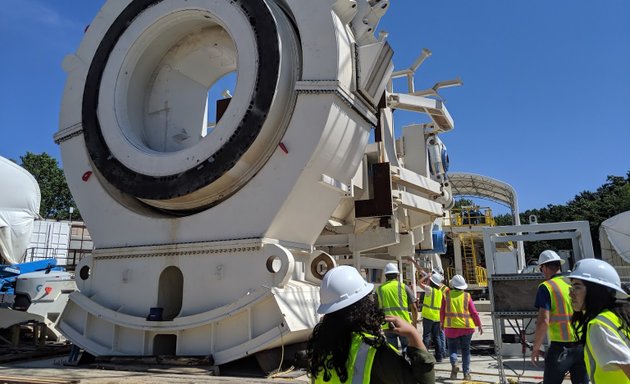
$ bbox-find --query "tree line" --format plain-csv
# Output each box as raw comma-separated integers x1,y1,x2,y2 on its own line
494,172,630,258
16,152,80,221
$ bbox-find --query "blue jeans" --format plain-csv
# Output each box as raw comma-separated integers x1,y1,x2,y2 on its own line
543,342,588,384
439,328,447,358
448,333,473,374
422,318,443,361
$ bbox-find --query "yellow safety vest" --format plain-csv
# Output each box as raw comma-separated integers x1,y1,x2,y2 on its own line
540,275,575,342
421,286,443,322
443,290,474,329
584,310,630,384
313,333,395,384
376,280,412,325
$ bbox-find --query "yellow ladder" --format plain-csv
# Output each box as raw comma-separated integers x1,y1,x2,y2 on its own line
461,234,478,284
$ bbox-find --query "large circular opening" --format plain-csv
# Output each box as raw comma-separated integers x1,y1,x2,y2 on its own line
124,23,239,155
98,8,253,175
82,0,300,212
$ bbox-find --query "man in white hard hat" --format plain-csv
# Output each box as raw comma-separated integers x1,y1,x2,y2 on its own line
531,250,587,384
375,262,418,351
418,272,446,362
435,272,449,360
307,265,436,383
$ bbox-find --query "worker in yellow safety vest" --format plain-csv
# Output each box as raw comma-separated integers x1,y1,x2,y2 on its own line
435,268,449,360
375,263,418,351
419,272,445,362
440,274,482,380
307,265,436,383
531,250,587,384
568,258,630,383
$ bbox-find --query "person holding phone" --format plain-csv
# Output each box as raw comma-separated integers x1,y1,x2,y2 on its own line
307,266,435,383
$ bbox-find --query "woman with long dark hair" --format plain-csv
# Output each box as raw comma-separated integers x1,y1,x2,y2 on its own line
307,265,435,383
568,258,630,383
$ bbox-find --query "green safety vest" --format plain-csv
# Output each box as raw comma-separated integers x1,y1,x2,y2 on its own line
421,286,443,322
540,275,575,342
313,333,396,384
443,290,474,329
376,280,412,325
585,310,630,384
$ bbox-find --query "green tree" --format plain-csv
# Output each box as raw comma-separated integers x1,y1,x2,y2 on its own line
453,198,475,208
19,152,80,220
518,172,630,257
493,213,514,226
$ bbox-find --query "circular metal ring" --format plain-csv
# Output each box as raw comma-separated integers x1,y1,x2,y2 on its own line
82,0,280,205
310,253,335,280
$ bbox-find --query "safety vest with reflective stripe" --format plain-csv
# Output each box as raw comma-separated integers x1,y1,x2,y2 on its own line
313,333,396,384
376,280,412,325
584,310,630,384
443,290,474,329
540,275,575,342
421,286,443,321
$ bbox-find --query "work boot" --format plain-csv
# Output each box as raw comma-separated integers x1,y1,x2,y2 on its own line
464,373,472,380
450,365,459,379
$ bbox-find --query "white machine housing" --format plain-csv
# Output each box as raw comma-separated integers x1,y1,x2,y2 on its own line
54,0,455,364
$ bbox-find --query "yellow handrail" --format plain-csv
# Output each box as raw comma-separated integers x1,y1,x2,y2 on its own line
445,206,494,228
476,266,488,287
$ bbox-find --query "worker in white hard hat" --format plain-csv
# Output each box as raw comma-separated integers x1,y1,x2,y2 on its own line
441,274,483,380
436,273,449,360
531,250,587,384
375,262,418,351
307,265,436,383
568,258,630,383
418,272,446,362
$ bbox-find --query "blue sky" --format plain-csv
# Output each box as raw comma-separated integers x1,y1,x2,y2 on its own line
1,0,628,214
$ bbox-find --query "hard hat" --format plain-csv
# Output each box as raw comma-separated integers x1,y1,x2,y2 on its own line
450,274,468,290
430,273,444,286
317,266,374,314
567,258,628,299
538,250,565,266
383,263,399,275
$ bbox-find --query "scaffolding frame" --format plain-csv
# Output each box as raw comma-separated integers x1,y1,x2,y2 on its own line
483,221,594,383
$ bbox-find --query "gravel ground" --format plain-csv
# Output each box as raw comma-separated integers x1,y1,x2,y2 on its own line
2,304,572,383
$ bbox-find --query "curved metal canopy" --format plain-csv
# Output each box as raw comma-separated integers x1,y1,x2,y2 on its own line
448,172,520,223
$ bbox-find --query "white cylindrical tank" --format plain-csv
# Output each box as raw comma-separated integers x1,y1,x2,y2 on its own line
0,156,41,265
